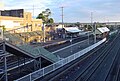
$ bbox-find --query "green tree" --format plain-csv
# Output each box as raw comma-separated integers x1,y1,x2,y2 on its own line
48,18,54,24
75,22,80,27
95,22,104,28
88,25,92,31
37,8,54,24
84,24,92,31
36,13,45,21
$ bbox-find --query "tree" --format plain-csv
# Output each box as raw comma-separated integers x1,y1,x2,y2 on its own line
43,8,51,18
48,18,54,24
75,22,80,27
84,24,92,31
37,8,54,24
87,25,92,31
94,22,104,28
36,13,45,21
36,8,54,43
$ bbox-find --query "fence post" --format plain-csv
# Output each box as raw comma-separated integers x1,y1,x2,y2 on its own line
43,68,45,76
30,74,32,81
53,63,55,70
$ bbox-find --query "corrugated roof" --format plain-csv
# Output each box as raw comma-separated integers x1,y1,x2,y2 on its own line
64,27,82,33
97,27,110,33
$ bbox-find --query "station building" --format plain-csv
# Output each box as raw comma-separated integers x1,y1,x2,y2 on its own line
0,9,42,31
0,9,44,44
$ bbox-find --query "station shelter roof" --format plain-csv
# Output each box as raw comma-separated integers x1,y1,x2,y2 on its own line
64,27,82,33
97,27,110,33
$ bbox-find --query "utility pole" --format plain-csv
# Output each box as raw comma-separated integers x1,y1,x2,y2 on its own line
60,6,65,38
60,7,64,28
91,12,93,30
91,12,96,43
33,5,34,18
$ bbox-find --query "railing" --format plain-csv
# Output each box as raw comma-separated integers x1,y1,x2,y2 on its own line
15,38,106,81
109,30,118,35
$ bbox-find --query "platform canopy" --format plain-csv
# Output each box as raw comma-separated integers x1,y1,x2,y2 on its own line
97,27,110,33
64,27,82,33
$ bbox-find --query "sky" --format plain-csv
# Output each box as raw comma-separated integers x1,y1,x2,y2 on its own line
0,0,120,23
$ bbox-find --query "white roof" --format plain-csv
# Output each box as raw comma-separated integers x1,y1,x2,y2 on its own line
64,27,82,33
97,27,110,33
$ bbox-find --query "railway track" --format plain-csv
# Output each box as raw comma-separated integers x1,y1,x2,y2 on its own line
38,40,109,81
74,32,120,81
105,35,120,81
105,48,120,81
116,65,120,81
38,32,119,81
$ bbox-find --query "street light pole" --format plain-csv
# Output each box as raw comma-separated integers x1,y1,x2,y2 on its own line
61,7,64,28
91,12,94,42
33,5,34,18
91,12,96,43
91,12,93,31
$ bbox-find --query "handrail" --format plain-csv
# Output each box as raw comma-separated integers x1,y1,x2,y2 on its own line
14,38,106,81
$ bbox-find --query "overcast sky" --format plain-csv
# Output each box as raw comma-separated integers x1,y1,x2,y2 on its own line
0,0,120,23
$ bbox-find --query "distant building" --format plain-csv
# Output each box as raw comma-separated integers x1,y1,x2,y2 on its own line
0,9,42,31
0,9,24,17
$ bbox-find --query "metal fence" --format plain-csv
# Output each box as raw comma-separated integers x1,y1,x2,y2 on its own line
109,30,118,35
15,38,106,81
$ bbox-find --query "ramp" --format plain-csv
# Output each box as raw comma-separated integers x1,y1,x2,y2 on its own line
5,42,59,63
19,44,59,62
